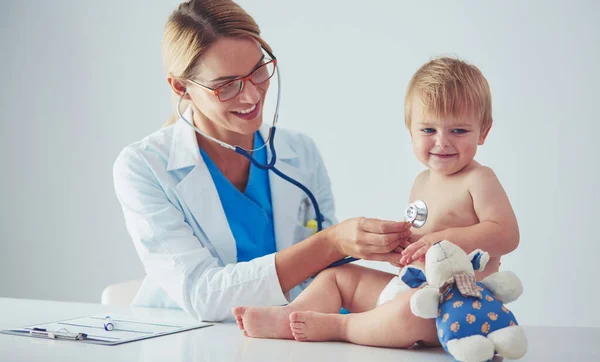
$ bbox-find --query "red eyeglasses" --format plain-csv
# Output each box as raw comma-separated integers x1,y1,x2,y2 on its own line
188,58,277,102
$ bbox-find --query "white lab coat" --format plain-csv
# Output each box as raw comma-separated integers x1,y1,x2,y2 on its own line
113,108,337,322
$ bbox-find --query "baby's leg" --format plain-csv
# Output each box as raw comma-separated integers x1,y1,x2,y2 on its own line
232,264,394,339
290,288,439,348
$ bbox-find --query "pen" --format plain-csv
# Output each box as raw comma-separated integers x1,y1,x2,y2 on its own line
29,327,87,340
104,316,114,331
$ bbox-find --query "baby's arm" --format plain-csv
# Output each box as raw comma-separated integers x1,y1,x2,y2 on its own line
442,166,519,256
402,167,519,262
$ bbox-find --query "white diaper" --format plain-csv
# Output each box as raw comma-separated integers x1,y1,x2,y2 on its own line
376,275,411,306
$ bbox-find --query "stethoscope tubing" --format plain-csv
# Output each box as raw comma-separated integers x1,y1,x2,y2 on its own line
174,66,428,271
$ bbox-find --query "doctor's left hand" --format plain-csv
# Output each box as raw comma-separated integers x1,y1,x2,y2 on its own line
328,217,412,263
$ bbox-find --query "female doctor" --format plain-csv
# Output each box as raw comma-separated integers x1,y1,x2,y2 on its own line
113,0,411,322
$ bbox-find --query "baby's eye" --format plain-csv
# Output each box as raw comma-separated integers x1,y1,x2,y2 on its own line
421,128,436,134
452,129,468,134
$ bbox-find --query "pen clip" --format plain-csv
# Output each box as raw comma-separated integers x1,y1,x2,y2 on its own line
29,327,87,340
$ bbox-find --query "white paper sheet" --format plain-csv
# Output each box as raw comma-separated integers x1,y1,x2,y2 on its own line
1,314,213,345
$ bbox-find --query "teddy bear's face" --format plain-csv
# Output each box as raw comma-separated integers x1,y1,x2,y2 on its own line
425,240,476,287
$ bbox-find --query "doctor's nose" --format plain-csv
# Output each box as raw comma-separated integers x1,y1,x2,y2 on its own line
238,80,261,105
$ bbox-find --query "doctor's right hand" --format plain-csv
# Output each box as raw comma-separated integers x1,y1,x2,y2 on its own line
327,217,412,263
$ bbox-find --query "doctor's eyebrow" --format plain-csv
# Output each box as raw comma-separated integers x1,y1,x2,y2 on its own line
209,55,266,84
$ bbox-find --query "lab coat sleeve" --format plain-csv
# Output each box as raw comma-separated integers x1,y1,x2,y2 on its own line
113,147,289,322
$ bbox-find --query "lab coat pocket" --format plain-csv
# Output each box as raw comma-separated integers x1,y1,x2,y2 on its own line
293,224,315,243
296,197,314,226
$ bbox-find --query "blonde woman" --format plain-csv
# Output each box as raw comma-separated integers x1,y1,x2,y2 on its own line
113,0,411,323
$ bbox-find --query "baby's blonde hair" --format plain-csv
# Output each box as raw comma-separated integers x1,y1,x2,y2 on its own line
162,0,272,127
404,57,492,131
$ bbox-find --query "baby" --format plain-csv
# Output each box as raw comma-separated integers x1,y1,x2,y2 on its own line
232,56,520,348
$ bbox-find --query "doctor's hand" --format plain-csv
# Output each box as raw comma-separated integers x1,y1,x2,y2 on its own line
328,217,412,263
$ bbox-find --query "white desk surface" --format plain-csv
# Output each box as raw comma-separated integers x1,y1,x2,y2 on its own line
0,297,598,362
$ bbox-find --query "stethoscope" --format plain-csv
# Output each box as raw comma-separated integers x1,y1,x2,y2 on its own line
177,62,328,231
176,62,429,269
327,200,428,267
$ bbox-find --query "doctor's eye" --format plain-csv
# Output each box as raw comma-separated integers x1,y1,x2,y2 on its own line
421,128,436,134
452,129,468,134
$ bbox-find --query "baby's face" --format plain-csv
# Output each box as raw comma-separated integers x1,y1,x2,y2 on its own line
409,96,489,176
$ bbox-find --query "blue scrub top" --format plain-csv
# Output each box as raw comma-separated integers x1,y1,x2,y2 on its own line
199,132,277,262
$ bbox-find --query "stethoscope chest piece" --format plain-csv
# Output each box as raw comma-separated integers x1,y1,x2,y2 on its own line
404,200,428,228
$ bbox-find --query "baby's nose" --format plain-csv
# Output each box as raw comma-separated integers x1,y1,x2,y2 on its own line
435,134,450,148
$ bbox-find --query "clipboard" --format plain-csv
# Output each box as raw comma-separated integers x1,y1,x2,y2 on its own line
0,314,213,345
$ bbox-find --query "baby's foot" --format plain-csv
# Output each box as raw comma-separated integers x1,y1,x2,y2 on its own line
231,305,294,339
289,311,344,342
231,306,248,336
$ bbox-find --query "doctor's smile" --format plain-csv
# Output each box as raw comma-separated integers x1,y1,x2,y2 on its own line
232,100,261,120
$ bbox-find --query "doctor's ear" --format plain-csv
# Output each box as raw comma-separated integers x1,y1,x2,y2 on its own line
167,76,191,99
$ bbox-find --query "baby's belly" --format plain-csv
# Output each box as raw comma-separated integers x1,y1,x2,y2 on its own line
425,209,480,235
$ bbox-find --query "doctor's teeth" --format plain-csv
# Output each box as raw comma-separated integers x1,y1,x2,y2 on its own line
236,104,256,114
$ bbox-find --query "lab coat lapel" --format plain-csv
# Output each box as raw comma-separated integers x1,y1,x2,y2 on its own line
259,126,306,252
168,109,236,265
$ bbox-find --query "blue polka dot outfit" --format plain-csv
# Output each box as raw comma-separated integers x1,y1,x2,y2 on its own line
436,281,519,353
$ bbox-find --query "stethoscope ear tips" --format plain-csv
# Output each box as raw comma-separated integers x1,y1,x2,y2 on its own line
404,200,428,228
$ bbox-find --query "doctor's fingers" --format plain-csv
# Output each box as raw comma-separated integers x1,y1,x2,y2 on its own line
357,238,405,255
366,251,405,264
358,218,411,234
392,246,404,254
396,239,411,250
359,230,411,247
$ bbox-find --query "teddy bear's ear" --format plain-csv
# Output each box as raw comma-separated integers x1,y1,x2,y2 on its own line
400,266,427,288
469,249,490,272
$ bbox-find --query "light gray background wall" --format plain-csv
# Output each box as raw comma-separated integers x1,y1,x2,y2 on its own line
1,0,598,328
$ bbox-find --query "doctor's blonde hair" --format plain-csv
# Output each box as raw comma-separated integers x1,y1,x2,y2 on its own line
162,0,273,127
404,56,493,131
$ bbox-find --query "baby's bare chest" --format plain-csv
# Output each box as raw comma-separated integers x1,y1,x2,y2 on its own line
412,183,478,233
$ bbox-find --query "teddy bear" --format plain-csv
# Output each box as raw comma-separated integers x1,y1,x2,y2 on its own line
400,240,528,362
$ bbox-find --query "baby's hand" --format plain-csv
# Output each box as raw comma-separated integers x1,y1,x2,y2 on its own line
387,236,412,268
400,234,436,265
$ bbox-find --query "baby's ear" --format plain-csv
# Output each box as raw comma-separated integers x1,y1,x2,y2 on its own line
478,124,492,145
469,249,490,272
